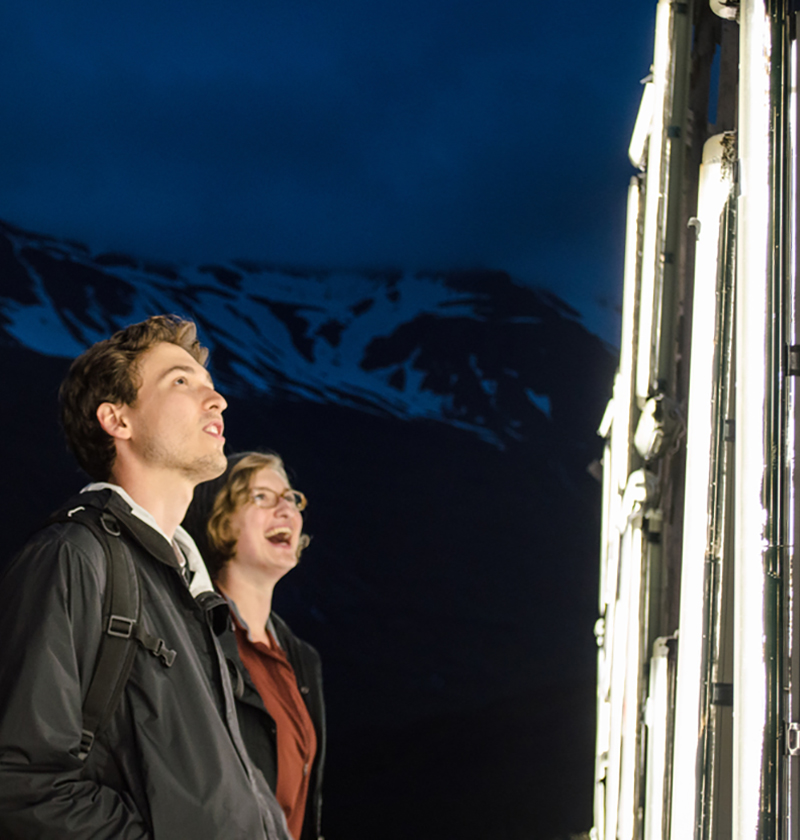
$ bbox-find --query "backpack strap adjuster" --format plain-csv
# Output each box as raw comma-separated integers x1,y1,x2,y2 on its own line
107,615,136,638
77,729,95,761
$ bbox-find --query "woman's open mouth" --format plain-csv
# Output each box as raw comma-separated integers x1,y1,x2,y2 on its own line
265,527,293,547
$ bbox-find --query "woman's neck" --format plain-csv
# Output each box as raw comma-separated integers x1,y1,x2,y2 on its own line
217,564,277,645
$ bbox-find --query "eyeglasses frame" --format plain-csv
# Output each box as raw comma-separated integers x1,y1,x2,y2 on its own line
248,488,307,511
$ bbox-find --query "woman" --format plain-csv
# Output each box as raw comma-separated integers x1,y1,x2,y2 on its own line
184,452,324,840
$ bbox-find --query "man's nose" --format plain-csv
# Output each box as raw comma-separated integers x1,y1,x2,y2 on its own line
204,386,228,412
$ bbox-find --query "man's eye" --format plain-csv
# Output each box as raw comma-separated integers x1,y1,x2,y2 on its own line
175,377,187,385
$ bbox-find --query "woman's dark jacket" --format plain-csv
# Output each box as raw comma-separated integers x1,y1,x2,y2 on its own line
220,612,326,840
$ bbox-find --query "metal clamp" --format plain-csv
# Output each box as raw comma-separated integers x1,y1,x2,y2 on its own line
787,722,800,756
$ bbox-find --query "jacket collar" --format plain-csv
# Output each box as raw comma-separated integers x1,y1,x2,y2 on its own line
79,484,215,597
223,594,283,650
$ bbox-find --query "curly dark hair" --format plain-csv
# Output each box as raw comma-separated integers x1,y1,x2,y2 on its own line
59,314,208,480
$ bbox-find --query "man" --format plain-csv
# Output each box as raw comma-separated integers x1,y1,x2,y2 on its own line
0,315,291,839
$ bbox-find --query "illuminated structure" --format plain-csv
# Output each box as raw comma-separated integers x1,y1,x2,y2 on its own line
593,1,800,838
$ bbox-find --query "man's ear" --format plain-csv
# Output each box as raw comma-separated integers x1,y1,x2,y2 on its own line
96,402,132,440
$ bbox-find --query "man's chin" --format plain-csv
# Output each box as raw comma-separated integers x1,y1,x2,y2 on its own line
189,451,228,484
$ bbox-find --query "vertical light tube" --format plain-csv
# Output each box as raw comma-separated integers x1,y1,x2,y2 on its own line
636,0,673,404
594,427,615,840
669,135,734,840
636,0,692,405
612,178,643,495
788,27,799,840
734,1,773,838
605,519,645,840
604,523,633,840
644,637,673,840
617,522,645,840
593,145,644,840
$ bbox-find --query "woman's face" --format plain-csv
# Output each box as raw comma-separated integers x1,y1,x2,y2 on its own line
226,466,304,578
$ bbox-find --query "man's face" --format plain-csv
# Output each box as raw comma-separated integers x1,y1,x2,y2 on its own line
116,341,227,483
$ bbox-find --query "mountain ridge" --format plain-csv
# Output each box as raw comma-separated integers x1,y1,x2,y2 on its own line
0,217,609,452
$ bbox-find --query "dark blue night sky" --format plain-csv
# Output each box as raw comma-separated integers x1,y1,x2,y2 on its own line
0,1,656,343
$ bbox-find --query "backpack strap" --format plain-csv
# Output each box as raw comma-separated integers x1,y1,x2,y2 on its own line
47,504,178,760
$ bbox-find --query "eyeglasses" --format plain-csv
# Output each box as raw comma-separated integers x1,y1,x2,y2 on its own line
249,488,308,511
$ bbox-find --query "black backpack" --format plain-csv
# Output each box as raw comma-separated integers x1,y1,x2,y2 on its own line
46,504,178,760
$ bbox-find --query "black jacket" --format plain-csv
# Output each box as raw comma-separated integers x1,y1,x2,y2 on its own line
0,489,291,840
221,612,326,840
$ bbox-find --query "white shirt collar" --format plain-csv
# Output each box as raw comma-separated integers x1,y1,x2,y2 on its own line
82,482,215,598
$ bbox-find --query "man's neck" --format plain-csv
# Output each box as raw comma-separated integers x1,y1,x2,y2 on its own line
108,467,194,540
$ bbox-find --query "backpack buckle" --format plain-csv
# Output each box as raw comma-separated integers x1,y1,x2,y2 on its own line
78,728,95,760
107,615,135,638
153,638,177,667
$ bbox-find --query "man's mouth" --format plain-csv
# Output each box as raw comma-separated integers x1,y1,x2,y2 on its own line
265,527,293,546
203,420,225,438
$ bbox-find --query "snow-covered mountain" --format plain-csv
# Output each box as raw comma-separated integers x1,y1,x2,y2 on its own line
0,218,605,450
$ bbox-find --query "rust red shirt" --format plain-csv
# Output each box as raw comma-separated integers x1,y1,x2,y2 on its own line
232,617,317,840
